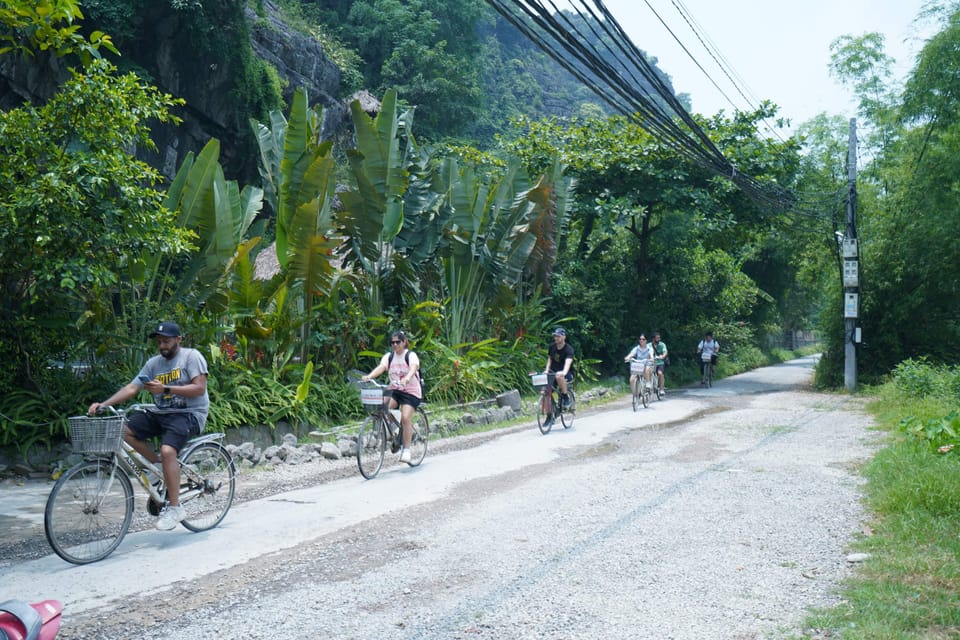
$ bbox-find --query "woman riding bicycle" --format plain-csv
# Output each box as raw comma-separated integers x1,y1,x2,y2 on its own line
362,330,423,465
624,334,654,391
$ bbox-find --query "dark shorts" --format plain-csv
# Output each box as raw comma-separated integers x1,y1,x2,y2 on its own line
127,410,200,453
390,390,422,409
655,363,665,374
547,371,574,388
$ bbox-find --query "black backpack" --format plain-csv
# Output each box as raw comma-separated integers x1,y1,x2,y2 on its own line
387,350,426,400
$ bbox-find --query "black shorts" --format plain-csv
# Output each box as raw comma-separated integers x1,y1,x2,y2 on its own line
127,410,200,453
390,390,422,409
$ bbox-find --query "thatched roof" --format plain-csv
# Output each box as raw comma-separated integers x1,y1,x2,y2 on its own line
253,243,281,281
349,90,381,116
251,240,345,281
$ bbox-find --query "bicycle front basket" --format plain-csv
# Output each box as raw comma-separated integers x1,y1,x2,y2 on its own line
530,373,549,388
68,415,125,453
359,386,388,412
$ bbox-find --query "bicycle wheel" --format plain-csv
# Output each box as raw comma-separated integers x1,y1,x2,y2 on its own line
560,389,575,428
641,380,650,408
406,406,430,467
537,392,553,434
179,442,237,532
631,378,640,412
707,363,714,387
44,458,133,564
357,415,387,479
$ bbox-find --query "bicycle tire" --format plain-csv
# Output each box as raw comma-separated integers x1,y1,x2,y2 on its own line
631,378,640,412
641,381,650,408
44,458,133,565
560,389,575,428
537,391,553,435
406,406,430,467
357,415,387,479
179,442,237,532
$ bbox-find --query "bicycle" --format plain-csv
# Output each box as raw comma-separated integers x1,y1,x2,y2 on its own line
44,405,236,565
629,361,652,410
531,372,575,434
354,379,429,480
701,357,716,387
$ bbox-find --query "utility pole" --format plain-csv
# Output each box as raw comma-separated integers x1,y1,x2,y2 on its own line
843,119,859,391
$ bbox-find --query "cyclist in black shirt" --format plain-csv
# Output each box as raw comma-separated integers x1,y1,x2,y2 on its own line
542,327,574,427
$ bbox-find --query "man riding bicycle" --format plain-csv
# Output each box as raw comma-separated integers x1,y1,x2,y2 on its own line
88,321,209,531
542,327,574,429
651,332,668,396
696,330,720,385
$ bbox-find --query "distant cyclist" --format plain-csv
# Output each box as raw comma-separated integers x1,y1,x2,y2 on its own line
542,327,574,429
696,330,720,385
624,334,654,391
651,332,668,395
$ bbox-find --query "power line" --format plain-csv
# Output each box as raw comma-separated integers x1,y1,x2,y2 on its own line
486,0,836,220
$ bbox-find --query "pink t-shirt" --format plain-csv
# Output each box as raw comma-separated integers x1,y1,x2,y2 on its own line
381,349,422,398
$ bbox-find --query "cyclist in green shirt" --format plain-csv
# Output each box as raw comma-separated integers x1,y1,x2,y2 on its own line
651,332,668,396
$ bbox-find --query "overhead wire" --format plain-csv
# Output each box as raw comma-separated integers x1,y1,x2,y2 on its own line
486,0,839,220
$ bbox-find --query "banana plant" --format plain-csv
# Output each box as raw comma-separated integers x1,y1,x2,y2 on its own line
337,88,424,314
251,87,339,363
116,138,263,363
435,156,574,346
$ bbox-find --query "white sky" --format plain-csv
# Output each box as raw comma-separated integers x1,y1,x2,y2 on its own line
594,0,936,129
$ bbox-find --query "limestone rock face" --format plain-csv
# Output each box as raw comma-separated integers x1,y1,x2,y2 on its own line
0,0,345,183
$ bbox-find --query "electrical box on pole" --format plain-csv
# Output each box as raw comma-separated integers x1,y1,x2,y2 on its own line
844,293,859,318
843,260,859,287
842,238,858,258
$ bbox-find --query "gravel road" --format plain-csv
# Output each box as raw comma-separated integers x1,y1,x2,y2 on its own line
6,356,878,639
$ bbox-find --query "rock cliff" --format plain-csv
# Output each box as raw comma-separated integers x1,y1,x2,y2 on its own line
0,0,344,184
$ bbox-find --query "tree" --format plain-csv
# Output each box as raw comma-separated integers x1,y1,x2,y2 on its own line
0,0,117,63
0,59,189,392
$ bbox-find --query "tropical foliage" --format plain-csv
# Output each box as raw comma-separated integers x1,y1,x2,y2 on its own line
5,0,960,458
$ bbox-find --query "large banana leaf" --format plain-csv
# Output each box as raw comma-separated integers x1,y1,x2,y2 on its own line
137,138,262,311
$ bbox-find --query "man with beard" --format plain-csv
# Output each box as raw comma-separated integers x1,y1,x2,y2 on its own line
88,321,209,530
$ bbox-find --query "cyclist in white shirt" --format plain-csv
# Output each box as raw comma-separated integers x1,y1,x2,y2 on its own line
696,331,720,385
624,335,654,391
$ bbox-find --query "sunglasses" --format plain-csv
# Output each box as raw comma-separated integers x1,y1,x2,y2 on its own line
390,340,403,345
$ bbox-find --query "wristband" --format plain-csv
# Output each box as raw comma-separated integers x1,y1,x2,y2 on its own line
164,386,171,394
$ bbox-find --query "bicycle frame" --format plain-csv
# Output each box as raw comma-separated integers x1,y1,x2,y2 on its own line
114,433,227,504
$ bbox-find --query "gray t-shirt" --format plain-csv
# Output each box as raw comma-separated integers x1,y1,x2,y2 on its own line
135,347,209,428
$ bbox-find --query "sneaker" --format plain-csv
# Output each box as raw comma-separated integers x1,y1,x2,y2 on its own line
542,416,554,429
156,504,185,531
399,448,412,464
561,394,571,410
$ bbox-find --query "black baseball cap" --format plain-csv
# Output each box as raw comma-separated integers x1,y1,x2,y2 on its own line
149,321,181,338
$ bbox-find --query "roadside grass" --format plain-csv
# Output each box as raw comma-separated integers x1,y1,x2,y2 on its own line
799,365,960,639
